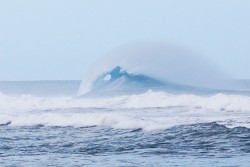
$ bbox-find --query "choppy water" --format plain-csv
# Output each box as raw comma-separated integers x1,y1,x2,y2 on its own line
0,81,250,166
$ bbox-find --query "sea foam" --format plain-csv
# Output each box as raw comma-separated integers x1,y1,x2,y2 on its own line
1,91,250,130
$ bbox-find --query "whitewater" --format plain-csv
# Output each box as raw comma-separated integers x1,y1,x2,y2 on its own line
1,90,250,130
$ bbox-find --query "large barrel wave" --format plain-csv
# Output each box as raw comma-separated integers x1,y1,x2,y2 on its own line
78,44,250,96
80,66,212,96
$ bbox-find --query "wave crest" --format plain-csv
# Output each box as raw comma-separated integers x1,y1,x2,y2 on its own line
1,91,250,111
1,91,250,130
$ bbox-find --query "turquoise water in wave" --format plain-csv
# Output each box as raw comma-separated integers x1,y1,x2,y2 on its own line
1,80,250,166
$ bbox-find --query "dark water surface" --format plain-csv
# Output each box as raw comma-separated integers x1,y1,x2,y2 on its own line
1,123,250,167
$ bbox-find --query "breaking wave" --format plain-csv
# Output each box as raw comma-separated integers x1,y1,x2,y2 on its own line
78,44,250,96
1,91,250,111
80,66,211,96
1,91,250,130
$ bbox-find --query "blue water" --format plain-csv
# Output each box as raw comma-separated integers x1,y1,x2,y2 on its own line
1,123,250,166
1,78,250,166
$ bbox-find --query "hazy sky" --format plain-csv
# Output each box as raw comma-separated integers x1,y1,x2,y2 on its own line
0,0,250,80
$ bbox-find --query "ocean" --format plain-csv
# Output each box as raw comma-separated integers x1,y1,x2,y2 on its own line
0,80,250,167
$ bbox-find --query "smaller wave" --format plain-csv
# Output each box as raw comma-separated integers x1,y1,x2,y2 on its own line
1,91,250,111
1,91,250,130
1,106,249,130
